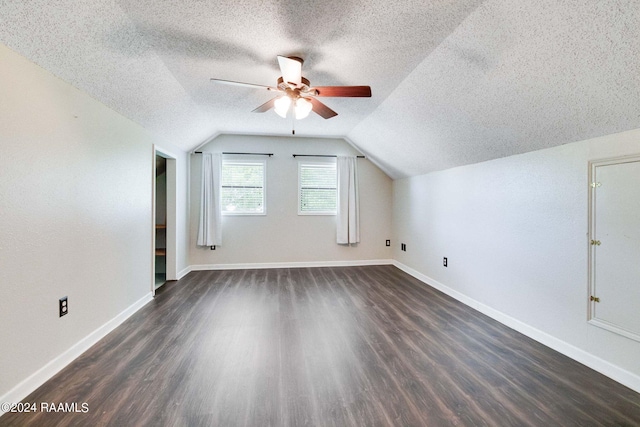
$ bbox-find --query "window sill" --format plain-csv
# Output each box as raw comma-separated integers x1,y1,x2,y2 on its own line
222,212,266,216
298,212,336,216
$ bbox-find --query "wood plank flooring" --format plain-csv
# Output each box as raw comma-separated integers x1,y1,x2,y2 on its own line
2,265,639,426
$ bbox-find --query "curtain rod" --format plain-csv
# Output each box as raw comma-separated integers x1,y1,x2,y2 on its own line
194,151,273,157
292,154,365,158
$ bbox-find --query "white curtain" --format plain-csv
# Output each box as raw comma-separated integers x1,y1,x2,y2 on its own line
336,156,360,245
197,153,222,246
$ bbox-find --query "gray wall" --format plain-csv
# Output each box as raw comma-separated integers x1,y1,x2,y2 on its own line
392,128,640,386
189,134,393,266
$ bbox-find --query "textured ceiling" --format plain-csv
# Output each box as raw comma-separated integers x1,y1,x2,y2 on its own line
1,0,639,178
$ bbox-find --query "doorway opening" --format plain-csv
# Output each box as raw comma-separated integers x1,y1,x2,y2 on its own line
155,155,167,288
153,147,177,294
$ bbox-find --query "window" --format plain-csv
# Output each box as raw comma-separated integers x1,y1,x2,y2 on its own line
221,160,265,215
298,162,337,215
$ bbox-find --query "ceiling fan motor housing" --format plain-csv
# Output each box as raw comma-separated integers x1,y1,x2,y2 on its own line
277,76,311,93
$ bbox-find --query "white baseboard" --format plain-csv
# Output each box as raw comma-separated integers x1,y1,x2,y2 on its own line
392,260,640,394
176,265,192,280
0,293,153,415
191,259,394,271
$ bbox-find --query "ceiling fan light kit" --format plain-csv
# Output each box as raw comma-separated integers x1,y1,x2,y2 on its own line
274,96,312,120
274,96,291,118
295,97,312,119
211,55,372,125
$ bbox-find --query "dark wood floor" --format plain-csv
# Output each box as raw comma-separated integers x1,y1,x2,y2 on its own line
2,266,639,426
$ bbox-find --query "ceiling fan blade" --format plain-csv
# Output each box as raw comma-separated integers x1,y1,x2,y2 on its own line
312,86,372,97
210,78,277,91
308,98,338,119
252,97,277,113
277,56,302,86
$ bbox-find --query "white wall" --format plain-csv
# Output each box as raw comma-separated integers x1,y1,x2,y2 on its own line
392,128,640,389
189,134,393,267
0,43,190,399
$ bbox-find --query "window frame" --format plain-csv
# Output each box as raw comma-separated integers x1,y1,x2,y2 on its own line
221,159,267,216
297,161,337,216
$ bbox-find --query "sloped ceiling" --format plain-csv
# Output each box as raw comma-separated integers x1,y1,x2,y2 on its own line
1,0,639,179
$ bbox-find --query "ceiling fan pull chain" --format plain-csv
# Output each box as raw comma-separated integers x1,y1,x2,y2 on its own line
292,111,296,135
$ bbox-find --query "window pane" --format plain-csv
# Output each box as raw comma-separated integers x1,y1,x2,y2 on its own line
222,162,264,214
299,163,336,214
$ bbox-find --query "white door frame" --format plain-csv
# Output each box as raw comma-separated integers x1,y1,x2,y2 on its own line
588,153,640,341
152,145,178,295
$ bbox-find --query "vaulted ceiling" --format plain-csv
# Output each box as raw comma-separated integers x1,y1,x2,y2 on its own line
2,1,639,178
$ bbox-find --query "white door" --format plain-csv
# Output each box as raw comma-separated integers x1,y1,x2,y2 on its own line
590,156,640,341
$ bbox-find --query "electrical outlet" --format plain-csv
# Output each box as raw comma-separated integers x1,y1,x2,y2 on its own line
59,297,68,317
385,240,390,247
401,243,407,251
443,257,448,267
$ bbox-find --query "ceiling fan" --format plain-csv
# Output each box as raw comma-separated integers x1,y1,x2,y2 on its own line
210,56,371,121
